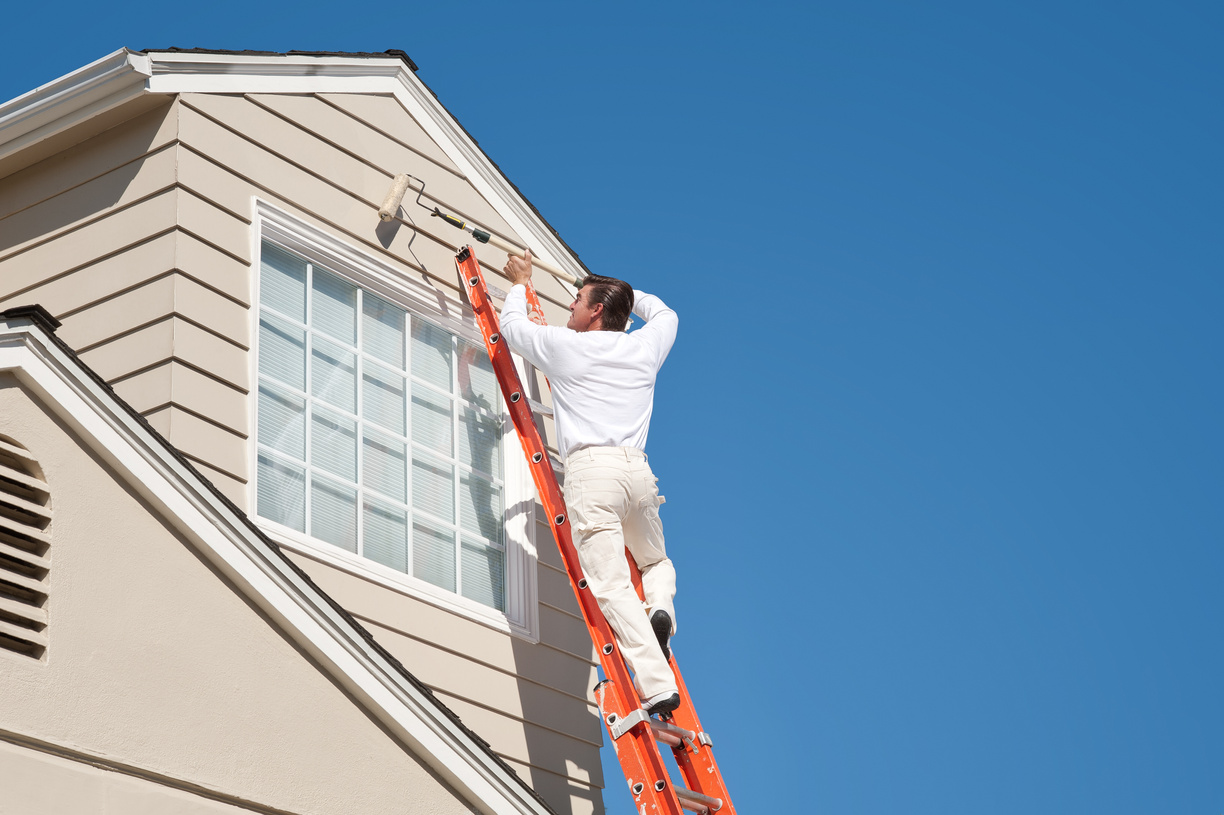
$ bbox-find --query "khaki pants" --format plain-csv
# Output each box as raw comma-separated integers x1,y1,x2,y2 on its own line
564,446,677,700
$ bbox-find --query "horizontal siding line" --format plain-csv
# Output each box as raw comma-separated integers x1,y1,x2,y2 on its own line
170,308,250,353
176,223,250,268
353,610,600,706
245,94,396,180
176,101,574,314
428,686,603,752
0,184,178,265
538,599,585,625
537,558,568,577
0,140,178,223
524,634,599,668
167,265,252,310
313,92,467,181
107,352,250,399
177,179,253,227
177,450,249,487
173,137,461,299
54,269,180,321
140,400,250,445
53,273,250,352
0,226,179,305
496,753,601,793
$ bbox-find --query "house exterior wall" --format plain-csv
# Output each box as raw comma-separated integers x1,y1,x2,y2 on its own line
0,86,601,814
0,373,474,815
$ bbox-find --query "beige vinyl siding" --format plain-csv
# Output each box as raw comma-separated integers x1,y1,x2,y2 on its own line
0,87,600,814
175,92,599,812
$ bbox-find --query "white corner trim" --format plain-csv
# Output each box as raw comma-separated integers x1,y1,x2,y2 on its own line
0,49,151,163
0,321,553,815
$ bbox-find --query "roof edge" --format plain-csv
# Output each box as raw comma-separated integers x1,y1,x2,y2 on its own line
0,48,151,165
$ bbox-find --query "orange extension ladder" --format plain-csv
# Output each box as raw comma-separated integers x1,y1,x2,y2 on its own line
455,245,737,815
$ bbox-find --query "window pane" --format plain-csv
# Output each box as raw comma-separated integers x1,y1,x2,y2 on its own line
363,360,406,435
411,317,452,391
364,428,406,503
257,453,305,532
312,337,357,413
458,339,499,409
312,476,357,552
258,383,305,459
261,244,307,321
412,386,452,455
313,269,357,344
413,517,455,592
459,405,501,478
462,537,505,611
363,294,406,368
311,407,357,481
460,470,503,542
259,314,306,391
364,498,408,572
412,453,454,523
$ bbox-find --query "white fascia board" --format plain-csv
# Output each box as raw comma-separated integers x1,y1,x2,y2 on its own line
145,52,407,95
0,319,552,815
0,49,151,163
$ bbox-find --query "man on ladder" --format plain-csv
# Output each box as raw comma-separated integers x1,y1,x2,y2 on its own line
501,250,681,716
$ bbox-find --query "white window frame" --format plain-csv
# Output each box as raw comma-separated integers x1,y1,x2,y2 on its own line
250,201,539,639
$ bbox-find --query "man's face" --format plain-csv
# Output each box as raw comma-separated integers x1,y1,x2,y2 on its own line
567,288,601,332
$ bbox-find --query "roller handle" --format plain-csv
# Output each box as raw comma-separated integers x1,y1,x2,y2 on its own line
432,208,578,285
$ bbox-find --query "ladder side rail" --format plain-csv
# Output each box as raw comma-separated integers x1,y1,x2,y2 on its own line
455,247,684,815
622,559,738,814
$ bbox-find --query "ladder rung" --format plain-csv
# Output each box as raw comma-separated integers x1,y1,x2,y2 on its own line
650,718,696,747
526,397,553,417
675,787,723,814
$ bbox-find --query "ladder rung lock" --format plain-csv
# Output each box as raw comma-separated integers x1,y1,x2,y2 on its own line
607,707,649,740
510,391,521,402
675,787,723,814
531,452,543,463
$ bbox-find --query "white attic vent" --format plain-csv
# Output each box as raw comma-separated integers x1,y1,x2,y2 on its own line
0,436,51,660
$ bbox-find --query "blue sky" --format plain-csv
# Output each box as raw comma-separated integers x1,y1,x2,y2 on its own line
4,2,1221,813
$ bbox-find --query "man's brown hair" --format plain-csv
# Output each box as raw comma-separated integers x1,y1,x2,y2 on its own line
579,274,634,332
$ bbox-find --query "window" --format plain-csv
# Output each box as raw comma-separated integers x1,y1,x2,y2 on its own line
255,241,508,612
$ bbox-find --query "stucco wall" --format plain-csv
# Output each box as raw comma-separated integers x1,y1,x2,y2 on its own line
0,374,475,815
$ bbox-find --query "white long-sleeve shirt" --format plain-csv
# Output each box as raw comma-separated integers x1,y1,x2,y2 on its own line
500,286,678,460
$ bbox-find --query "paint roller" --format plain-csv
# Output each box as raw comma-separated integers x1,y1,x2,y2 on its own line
379,173,581,286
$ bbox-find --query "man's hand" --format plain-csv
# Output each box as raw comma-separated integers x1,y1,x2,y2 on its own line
503,249,534,287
